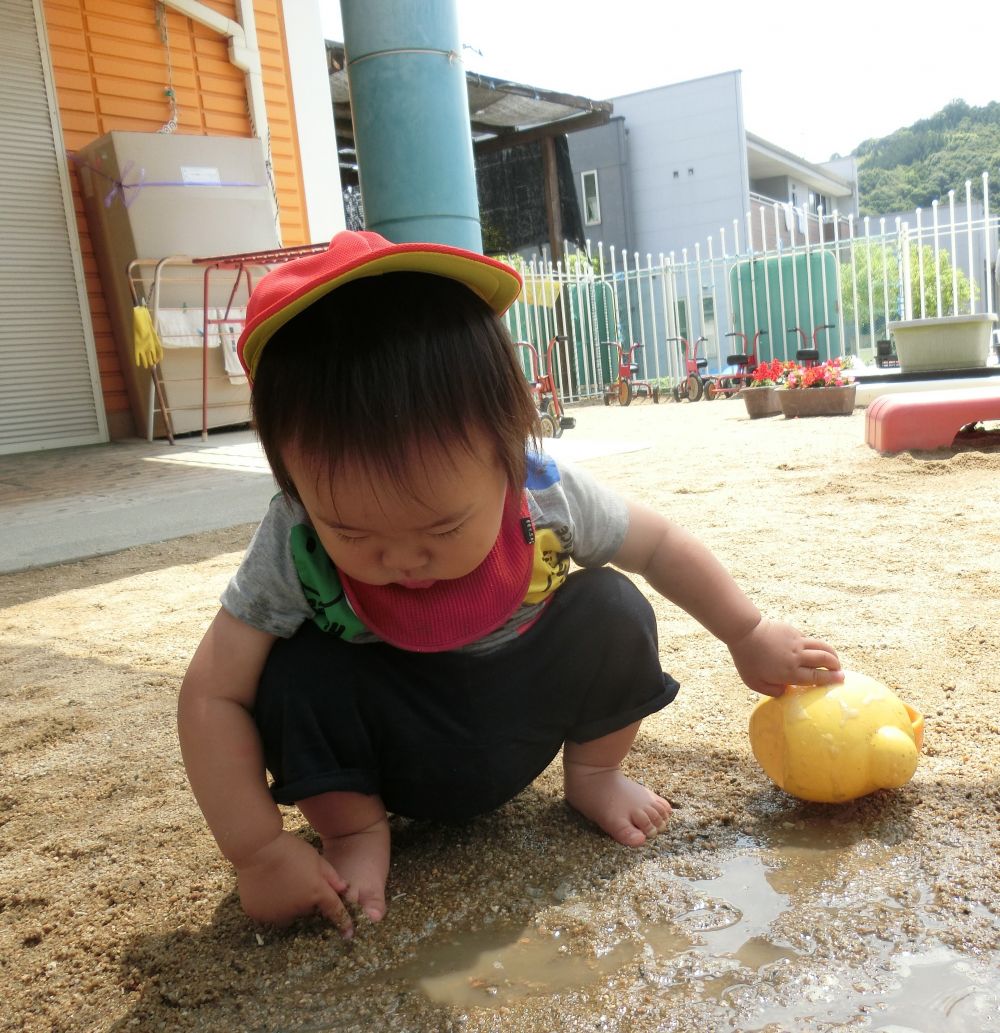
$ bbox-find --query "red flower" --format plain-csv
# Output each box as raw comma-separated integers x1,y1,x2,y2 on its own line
783,356,854,389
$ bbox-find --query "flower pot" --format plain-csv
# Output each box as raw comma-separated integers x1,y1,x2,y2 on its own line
778,383,857,418
740,385,781,418
888,314,998,372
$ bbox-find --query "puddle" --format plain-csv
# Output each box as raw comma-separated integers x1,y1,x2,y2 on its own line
744,944,1000,1032
392,920,688,1007
285,831,998,1030
682,853,793,956
872,946,1000,1031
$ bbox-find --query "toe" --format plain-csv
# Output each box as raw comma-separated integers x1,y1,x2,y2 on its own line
613,823,647,847
359,889,386,923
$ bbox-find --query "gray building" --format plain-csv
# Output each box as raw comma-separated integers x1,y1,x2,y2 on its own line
568,70,857,264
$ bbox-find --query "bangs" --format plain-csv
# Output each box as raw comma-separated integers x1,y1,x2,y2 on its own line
251,273,539,500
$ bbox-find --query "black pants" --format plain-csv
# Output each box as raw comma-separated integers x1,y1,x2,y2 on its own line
254,566,679,822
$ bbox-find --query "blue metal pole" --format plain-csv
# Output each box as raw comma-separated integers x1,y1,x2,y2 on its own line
340,0,482,251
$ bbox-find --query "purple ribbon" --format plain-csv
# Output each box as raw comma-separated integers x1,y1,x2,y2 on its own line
67,153,262,210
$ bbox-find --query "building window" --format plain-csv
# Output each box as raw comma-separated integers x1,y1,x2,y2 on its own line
581,170,601,225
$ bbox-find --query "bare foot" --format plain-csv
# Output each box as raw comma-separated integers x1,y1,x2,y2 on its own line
320,815,391,922
563,763,671,846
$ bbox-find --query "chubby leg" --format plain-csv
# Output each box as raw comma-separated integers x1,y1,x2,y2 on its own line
297,791,390,923
563,721,672,847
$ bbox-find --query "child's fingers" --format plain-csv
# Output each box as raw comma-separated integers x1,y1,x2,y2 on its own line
316,881,354,939
754,680,786,697
802,640,842,666
319,857,349,895
790,666,845,688
801,653,842,674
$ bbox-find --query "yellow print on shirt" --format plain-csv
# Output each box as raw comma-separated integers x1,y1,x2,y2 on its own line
524,526,571,604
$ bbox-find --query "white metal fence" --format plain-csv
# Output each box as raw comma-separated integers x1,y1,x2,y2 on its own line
504,172,1000,403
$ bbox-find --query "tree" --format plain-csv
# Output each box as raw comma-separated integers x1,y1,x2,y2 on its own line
841,241,977,335
854,100,1000,214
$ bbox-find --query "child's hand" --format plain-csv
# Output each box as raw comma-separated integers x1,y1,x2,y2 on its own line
235,830,354,937
727,617,843,697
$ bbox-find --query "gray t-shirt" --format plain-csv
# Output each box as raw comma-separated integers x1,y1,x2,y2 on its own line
221,451,630,654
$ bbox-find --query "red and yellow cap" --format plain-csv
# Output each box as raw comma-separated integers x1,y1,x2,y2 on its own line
237,230,523,381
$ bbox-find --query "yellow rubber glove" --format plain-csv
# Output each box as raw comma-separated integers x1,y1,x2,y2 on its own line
132,305,164,368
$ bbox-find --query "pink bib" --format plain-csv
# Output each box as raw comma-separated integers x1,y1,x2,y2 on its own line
340,491,534,652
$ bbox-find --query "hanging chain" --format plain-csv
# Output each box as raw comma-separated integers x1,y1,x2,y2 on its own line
154,1,179,133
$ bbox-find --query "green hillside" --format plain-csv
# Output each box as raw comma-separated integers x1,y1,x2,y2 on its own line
854,100,1000,215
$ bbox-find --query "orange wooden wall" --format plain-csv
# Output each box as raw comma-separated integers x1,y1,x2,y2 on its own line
42,0,308,433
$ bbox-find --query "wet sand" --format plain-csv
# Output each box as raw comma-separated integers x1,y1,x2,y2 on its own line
2,400,999,1032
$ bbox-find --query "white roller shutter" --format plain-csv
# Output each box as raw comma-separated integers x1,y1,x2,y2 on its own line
0,0,107,455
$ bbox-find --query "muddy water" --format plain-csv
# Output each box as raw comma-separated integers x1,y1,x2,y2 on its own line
290,826,1000,1032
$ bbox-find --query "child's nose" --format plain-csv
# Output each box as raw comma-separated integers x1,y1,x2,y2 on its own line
382,540,429,573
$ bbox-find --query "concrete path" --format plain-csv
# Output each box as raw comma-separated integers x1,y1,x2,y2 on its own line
0,431,277,574
0,428,649,574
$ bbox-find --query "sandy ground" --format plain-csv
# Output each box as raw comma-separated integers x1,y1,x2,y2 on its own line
2,400,999,1033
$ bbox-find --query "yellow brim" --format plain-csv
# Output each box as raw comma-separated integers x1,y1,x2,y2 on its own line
241,250,522,380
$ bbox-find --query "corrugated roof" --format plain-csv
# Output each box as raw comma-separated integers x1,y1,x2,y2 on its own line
326,41,611,160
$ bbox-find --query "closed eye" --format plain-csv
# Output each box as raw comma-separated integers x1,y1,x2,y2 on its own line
335,532,368,545
430,522,465,539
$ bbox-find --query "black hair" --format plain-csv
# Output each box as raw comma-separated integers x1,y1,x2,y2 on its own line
251,272,540,501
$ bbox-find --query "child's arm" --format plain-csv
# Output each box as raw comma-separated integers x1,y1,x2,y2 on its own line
612,500,842,696
177,607,354,935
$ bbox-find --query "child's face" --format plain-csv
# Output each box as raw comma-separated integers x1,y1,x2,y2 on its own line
285,435,509,588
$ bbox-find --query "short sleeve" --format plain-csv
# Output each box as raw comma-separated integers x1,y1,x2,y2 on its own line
220,495,313,637
527,454,629,567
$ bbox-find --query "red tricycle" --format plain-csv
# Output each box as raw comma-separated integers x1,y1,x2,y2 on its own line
665,335,709,401
516,335,577,438
705,329,768,399
601,341,660,406
787,324,834,367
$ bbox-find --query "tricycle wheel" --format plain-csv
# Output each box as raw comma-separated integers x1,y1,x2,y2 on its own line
704,379,719,400
685,374,704,402
617,380,633,407
603,390,611,406
671,385,682,403
538,411,562,438
541,398,556,417
652,386,660,404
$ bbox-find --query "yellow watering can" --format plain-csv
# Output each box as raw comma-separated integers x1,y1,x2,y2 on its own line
749,671,924,803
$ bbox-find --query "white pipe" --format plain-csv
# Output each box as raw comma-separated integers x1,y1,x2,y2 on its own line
864,216,875,352
900,224,912,320
760,207,773,358
693,243,703,346
773,205,788,359
831,209,845,356
646,253,660,379
948,190,958,315
916,208,926,318
848,214,860,356
984,173,994,314
732,219,745,338
966,180,976,314
163,0,278,233
932,200,942,316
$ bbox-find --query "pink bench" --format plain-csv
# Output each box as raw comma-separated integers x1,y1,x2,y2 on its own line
865,386,1000,454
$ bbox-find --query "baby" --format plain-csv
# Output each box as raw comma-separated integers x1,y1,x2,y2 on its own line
177,231,841,938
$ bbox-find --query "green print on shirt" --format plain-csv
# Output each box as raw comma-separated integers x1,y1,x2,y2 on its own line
289,524,368,641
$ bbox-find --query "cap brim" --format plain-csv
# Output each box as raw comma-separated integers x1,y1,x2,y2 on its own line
240,248,522,380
